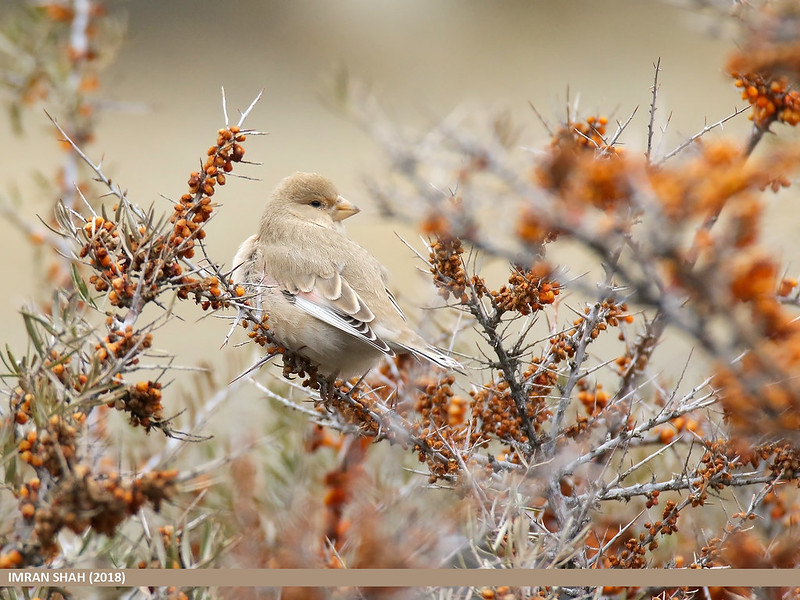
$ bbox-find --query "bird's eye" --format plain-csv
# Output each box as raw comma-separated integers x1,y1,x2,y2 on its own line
309,200,323,208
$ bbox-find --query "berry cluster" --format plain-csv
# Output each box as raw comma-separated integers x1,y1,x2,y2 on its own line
491,264,559,315
94,323,152,365
429,236,469,302
733,72,800,129
80,216,126,299
533,115,632,234
576,381,610,416
171,127,245,260
414,374,470,480
241,314,271,347
24,467,177,556
17,413,84,476
471,373,542,445
110,380,163,431
570,115,613,151
516,205,559,246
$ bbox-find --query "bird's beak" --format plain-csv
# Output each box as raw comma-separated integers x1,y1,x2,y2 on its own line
333,195,360,221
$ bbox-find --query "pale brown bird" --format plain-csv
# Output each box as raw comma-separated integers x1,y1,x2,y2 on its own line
232,172,462,380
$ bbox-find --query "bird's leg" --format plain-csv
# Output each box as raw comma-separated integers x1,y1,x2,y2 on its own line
319,375,337,402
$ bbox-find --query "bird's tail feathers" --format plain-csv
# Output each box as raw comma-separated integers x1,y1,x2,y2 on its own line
397,342,464,374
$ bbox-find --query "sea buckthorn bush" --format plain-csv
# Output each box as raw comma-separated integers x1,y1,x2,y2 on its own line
3,2,800,600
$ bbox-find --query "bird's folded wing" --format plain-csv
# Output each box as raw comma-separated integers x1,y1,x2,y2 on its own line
384,287,407,322
263,248,393,355
292,293,393,355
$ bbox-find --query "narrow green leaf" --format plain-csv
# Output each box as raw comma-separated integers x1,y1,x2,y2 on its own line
2,345,20,376
71,263,97,308
21,313,44,356
180,523,193,567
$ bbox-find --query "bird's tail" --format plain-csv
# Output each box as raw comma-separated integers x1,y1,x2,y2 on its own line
397,343,464,374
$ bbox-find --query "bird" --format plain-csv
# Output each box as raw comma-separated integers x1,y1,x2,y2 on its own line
231,172,462,382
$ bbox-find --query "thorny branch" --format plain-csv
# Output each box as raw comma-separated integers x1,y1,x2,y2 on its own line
322,36,800,571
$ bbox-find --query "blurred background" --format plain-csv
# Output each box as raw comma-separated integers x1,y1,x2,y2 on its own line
1,0,793,386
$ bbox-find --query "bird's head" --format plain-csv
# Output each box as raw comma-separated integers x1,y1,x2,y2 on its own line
270,172,359,229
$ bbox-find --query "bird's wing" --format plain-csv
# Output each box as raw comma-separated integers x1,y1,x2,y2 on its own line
378,264,406,322
262,246,394,356
290,294,392,355
384,287,407,322
230,234,260,286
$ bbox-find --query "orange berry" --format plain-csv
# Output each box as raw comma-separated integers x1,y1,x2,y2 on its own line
686,419,702,434
5,549,22,567
19,502,36,519
659,427,676,444
778,277,798,297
